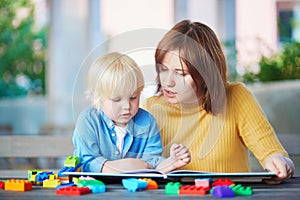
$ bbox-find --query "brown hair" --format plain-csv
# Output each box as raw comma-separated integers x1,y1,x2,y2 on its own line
155,20,227,114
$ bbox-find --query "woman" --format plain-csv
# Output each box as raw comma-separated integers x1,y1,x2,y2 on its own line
142,20,294,184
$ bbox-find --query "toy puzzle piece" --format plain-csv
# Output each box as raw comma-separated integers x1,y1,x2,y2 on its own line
122,178,148,192
179,185,209,195
165,182,180,195
211,185,235,198
56,186,91,196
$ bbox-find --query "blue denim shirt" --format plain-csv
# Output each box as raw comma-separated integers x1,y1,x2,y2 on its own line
72,106,165,172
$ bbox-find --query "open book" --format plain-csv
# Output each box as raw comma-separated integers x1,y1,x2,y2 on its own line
63,169,276,183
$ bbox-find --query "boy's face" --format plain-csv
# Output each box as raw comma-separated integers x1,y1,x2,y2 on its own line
100,92,140,127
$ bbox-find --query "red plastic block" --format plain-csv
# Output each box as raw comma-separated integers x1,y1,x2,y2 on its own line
212,178,235,187
56,186,91,196
0,181,5,189
179,185,209,195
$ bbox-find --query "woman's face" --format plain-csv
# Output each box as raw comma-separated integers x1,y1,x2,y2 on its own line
159,51,198,104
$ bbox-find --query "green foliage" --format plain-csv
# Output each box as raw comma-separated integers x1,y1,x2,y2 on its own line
243,41,300,83
0,0,47,98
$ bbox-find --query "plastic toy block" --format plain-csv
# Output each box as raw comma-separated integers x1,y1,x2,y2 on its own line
58,163,81,177
43,179,61,188
56,182,76,190
212,178,235,187
43,175,61,188
139,178,158,190
77,179,106,193
211,186,235,198
229,184,253,196
28,170,50,183
64,156,81,167
79,176,95,180
36,171,54,182
122,178,148,192
194,178,211,188
179,185,209,195
165,182,180,195
4,179,32,192
0,181,5,189
56,186,91,196
72,177,80,185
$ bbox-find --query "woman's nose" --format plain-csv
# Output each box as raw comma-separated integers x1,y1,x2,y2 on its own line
163,71,175,87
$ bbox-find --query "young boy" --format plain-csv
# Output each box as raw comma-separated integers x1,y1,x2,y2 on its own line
72,52,191,173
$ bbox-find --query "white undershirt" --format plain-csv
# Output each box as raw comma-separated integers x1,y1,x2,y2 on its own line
114,125,127,155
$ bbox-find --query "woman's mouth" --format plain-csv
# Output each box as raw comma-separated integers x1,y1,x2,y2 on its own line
163,89,176,98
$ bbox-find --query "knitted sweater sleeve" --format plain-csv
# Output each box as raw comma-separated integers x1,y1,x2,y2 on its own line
232,83,288,168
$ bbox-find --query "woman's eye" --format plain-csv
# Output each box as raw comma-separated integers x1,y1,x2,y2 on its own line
159,64,168,71
176,71,187,76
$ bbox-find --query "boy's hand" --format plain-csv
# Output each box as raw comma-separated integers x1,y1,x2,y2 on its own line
169,143,191,168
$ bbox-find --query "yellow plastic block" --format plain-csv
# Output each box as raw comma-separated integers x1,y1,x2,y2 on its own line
43,179,61,188
5,179,32,192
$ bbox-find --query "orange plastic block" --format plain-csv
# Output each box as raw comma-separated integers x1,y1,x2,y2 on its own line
56,186,91,196
179,185,209,195
4,179,32,192
139,178,158,190
212,178,235,187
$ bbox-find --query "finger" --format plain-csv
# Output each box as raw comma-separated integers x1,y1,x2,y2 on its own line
274,159,288,178
170,143,179,151
175,148,189,157
262,178,282,185
265,159,280,175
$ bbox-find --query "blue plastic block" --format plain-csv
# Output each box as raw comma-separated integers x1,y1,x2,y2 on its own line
36,172,53,182
56,182,76,190
58,163,81,177
122,178,148,192
211,186,235,198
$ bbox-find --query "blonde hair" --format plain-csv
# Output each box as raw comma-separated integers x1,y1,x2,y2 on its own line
86,52,144,109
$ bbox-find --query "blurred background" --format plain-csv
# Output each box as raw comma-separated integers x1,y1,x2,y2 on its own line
0,0,299,174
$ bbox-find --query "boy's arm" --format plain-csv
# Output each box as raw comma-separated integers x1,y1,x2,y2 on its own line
102,158,153,173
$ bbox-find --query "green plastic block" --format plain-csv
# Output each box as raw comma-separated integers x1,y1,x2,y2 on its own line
165,182,180,195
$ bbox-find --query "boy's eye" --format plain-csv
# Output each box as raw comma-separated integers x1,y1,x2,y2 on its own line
111,97,121,102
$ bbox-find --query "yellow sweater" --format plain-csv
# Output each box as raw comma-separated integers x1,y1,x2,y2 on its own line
142,82,288,172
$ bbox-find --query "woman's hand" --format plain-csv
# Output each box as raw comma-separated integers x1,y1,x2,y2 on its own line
155,143,191,173
263,154,295,184
102,158,153,173
169,143,191,168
